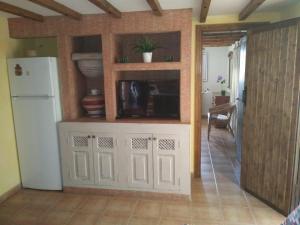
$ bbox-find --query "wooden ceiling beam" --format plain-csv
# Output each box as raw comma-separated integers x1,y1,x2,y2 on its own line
200,0,211,23
0,1,44,22
239,0,266,21
28,0,81,20
146,0,162,16
88,0,121,18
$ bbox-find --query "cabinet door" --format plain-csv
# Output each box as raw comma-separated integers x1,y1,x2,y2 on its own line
126,134,153,189
93,133,118,186
153,134,180,191
68,132,94,185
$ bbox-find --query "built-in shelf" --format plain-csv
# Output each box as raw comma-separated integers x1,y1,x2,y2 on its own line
113,62,181,71
114,32,181,64
63,117,186,124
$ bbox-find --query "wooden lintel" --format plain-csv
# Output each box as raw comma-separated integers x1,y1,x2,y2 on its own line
0,1,44,22
88,0,121,18
200,0,211,23
239,0,266,21
203,33,245,39
146,0,163,16
199,22,269,31
28,0,82,20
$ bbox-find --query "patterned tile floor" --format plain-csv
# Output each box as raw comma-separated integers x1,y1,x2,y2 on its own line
0,121,286,225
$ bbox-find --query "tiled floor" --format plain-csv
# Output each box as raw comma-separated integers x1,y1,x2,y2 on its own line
0,121,286,225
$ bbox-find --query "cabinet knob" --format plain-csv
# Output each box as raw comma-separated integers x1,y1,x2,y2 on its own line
87,135,91,138
153,137,157,141
148,137,152,140
92,135,96,138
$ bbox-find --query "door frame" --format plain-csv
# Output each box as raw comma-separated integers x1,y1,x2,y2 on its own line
193,22,269,177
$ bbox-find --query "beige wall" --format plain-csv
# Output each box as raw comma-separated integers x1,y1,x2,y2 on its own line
280,1,300,20
0,17,20,196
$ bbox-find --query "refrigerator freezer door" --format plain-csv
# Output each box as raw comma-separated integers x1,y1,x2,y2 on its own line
8,58,55,97
12,96,62,190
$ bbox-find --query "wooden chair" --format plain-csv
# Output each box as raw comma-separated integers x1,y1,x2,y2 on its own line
207,103,236,140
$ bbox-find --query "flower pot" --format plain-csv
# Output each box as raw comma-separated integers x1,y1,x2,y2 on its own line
143,52,152,63
221,90,226,96
82,89,105,118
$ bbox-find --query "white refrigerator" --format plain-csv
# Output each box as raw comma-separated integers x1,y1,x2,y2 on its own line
8,57,62,190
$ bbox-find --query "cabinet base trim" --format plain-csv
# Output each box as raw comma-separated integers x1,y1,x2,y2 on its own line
63,186,190,201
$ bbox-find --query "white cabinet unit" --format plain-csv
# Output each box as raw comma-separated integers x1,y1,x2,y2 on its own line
93,133,118,186
66,132,94,185
59,123,191,195
153,134,179,191
126,133,153,189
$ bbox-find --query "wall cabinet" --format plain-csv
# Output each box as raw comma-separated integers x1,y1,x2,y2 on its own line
59,123,190,195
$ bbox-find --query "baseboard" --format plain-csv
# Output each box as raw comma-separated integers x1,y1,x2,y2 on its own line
0,184,21,204
64,186,190,201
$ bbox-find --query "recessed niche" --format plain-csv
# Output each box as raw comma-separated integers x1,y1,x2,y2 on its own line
116,70,180,119
72,35,105,119
115,32,181,63
10,37,58,57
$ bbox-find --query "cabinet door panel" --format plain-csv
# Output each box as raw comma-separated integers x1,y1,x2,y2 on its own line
73,151,90,180
68,132,94,185
93,133,118,186
126,134,153,189
132,154,149,182
158,155,175,185
153,134,179,190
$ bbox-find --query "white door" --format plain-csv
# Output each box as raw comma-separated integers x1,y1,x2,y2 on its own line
126,133,153,189
12,97,62,190
68,132,94,185
93,133,118,186
153,134,180,191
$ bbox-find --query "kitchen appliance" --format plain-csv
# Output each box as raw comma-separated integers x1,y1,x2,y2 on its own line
8,57,62,190
117,80,149,118
117,80,179,119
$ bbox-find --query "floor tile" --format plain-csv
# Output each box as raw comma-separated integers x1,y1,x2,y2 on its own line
191,205,223,221
104,198,137,217
67,213,99,225
159,218,191,225
127,216,159,225
54,194,84,211
40,210,74,225
222,206,255,224
78,196,109,213
220,194,248,207
133,199,162,218
12,207,44,225
252,207,285,225
161,201,191,219
95,215,129,225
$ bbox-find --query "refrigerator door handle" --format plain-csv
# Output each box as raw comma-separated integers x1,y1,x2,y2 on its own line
12,95,53,99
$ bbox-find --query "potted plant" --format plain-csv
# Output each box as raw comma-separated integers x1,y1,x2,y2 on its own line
133,37,160,63
217,75,227,96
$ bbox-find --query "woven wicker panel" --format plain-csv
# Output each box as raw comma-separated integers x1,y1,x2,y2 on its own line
97,137,114,149
158,139,175,151
131,138,148,150
73,136,88,147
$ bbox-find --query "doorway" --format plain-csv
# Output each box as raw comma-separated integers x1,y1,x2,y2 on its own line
194,19,300,215
195,24,249,183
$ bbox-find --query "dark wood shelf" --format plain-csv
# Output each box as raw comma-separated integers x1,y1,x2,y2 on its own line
62,117,187,124
113,62,181,71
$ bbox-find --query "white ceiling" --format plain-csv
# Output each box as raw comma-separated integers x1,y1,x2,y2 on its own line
0,0,298,19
